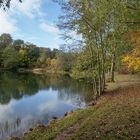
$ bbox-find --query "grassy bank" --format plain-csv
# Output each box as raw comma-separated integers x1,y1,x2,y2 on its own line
11,74,140,140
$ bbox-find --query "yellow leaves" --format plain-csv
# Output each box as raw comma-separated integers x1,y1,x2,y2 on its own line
123,29,140,72
122,56,130,62
50,59,58,70
46,58,51,66
51,59,57,65
122,55,140,72
19,49,27,56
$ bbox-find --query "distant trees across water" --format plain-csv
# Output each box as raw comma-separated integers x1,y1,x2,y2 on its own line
0,33,66,71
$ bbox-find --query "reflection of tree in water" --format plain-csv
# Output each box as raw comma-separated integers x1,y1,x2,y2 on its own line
56,78,93,106
37,74,94,104
0,72,93,105
18,74,39,96
0,72,39,104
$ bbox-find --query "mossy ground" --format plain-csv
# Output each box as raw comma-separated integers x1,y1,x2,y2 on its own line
12,74,140,140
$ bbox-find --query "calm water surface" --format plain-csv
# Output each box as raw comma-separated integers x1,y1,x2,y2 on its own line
0,72,93,139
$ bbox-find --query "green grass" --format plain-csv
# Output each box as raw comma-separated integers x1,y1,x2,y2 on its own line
106,73,140,91
11,74,140,140
65,85,140,140
13,109,94,140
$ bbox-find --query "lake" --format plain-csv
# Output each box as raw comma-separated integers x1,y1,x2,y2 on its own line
0,72,93,139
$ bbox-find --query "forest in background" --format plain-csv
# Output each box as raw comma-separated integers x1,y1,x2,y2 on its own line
0,33,70,71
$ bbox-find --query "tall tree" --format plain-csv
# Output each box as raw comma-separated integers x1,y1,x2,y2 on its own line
0,33,13,48
56,0,130,96
13,39,24,50
2,45,19,69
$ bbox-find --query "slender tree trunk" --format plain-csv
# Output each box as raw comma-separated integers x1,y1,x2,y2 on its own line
110,50,116,82
110,33,116,83
100,32,106,93
95,32,102,96
97,50,102,96
101,57,105,92
86,36,99,98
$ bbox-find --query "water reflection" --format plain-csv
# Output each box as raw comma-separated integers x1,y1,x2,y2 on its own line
0,72,93,139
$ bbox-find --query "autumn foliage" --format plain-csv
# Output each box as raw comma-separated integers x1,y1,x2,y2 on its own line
122,30,140,72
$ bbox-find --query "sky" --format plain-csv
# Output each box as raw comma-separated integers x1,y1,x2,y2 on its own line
0,0,63,49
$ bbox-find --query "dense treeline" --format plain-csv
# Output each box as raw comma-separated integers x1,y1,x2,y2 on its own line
0,33,68,70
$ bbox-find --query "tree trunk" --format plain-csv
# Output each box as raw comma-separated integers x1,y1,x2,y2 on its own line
94,32,102,96
100,32,106,93
110,52,115,82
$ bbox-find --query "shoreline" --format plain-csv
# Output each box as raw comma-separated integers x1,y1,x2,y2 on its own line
11,73,140,140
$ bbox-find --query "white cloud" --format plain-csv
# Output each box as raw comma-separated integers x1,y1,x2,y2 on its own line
10,0,45,19
0,0,45,34
39,22,59,34
0,10,17,34
0,100,15,121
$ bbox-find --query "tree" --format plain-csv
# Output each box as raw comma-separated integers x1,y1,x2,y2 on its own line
0,33,13,48
51,48,59,59
50,59,58,71
2,45,19,69
56,0,130,96
125,0,140,28
72,47,94,80
37,51,47,67
56,51,75,72
27,44,40,67
122,30,140,72
18,44,39,68
0,47,3,67
13,39,24,50
120,1,140,73
18,48,28,67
